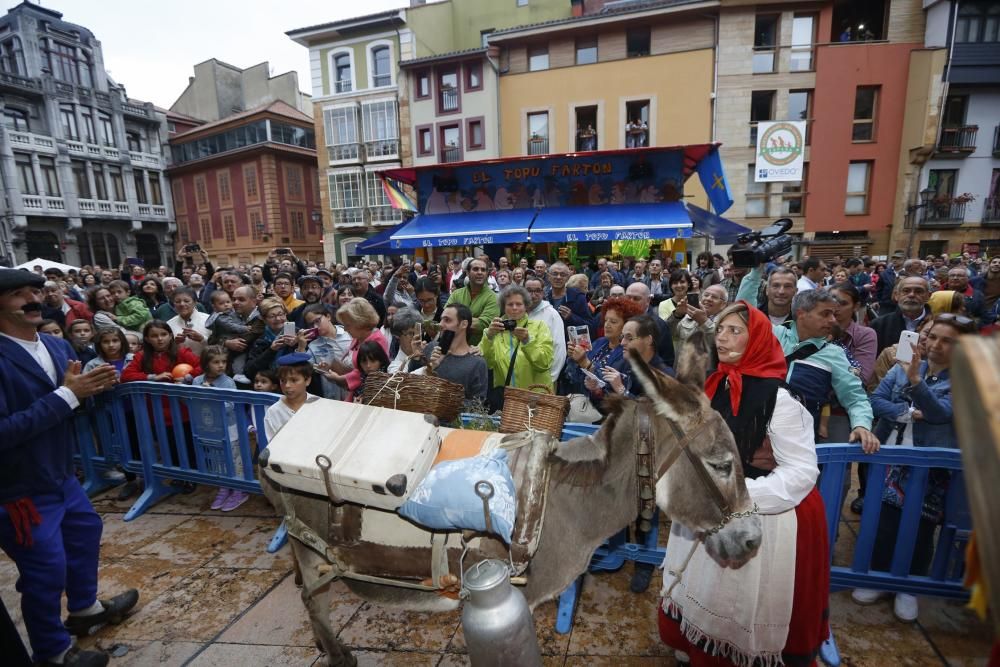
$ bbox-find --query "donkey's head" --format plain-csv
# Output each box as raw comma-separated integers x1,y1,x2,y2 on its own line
629,334,762,567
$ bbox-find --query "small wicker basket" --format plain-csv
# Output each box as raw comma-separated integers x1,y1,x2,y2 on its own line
362,371,465,423
499,384,568,438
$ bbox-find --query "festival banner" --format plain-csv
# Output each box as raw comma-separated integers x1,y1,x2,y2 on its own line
754,121,806,183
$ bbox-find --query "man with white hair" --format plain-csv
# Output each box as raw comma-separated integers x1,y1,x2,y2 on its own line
524,276,566,384
41,281,92,330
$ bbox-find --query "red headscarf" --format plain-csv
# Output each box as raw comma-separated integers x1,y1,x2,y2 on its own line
704,300,787,416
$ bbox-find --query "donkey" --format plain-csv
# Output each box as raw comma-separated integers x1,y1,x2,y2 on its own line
261,335,762,666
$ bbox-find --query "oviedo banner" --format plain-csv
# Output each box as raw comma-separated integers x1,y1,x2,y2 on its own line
754,120,806,183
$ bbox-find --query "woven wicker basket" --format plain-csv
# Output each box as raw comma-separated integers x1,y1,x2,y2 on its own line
500,384,568,438
362,371,465,423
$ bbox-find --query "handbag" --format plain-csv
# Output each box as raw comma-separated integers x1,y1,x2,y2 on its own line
566,393,602,424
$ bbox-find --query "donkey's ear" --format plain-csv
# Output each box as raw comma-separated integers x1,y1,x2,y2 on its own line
675,331,710,390
628,348,701,423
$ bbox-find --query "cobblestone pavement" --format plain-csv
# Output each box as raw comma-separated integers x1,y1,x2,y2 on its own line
0,482,992,666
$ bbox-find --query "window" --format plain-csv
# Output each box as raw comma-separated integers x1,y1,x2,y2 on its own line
927,169,961,221
956,3,1000,43
333,52,352,93
852,86,878,141
371,46,391,87
439,69,460,112
109,167,126,201
194,175,208,210
465,61,483,91
170,120,269,164
575,105,598,151
928,169,957,198
626,27,651,57
72,160,90,199
528,45,549,71
527,111,548,155
92,165,107,200
361,100,399,159
440,125,461,162
48,42,78,84
417,126,434,157
788,15,817,72
39,157,59,196
467,118,485,150
576,36,598,65
290,210,305,240
517,0,528,5
60,104,78,140
323,106,360,161
217,170,232,206
98,112,114,146
243,163,259,203
745,165,768,217
845,161,872,214
80,108,96,144
15,153,36,194
3,107,29,132
781,164,808,215
365,171,403,224
223,213,236,244
753,15,779,73
149,174,163,205
625,100,650,148
133,169,147,204
173,180,186,213
126,131,143,153
328,171,364,225
830,0,887,42
249,209,264,241
750,90,775,145
1,36,25,75
942,95,968,127
286,164,304,201
415,70,431,99
199,215,213,245
78,232,120,269
788,89,812,143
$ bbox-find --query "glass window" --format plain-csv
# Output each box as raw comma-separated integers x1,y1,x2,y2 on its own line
745,165,768,217
753,15,779,73
440,125,461,162
576,36,598,65
416,71,430,98
218,171,232,205
626,27,650,57
15,153,36,195
781,164,807,215
750,90,774,145
942,95,967,126
956,3,1000,43
3,107,29,132
371,46,391,87
149,174,163,205
80,109,96,143
465,61,482,90
109,167,126,201
928,169,957,197
244,163,259,201
290,211,305,240
788,90,811,143
224,213,236,243
439,69,460,111
845,161,871,214
468,119,484,150
361,100,399,143
126,131,143,152
517,0,528,5
366,171,392,209
790,15,816,71
528,45,549,71
72,160,90,199
92,165,107,200
60,104,78,140
328,171,364,225
323,106,359,160
1,36,25,75
271,122,315,149
39,157,60,196
852,86,878,141
133,170,147,204
528,112,548,155
286,165,303,200
418,127,433,156
333,53,352,93
48,41,78,84
98,112,115,146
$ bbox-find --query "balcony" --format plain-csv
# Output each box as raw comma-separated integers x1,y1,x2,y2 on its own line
332,209,365,228
364,139,399,161
0,71,42,94
122,102,152,119
334,79,352,94
328,142,360,163
78,199,132,216
935,125,978,157
984,197,1000,225
129,150,164,168
440,86,458,112
441,146,461,163
370,206,402,225
920,201,967,227
66,140,120,160
20,194,64,213
5,130,57,154
137,204,168,218
527,137,549,156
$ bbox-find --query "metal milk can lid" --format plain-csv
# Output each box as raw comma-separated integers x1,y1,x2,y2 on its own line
463,559,510,592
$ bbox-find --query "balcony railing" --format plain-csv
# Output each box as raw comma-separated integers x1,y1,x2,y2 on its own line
440,86,458,112
921,201,967,226
441,146,461,163
370,206,403,224
122,102,151,118
5,130,57,153
327,142,360,162
334,79,352,94
364,139,399,161
66,140,119,160
20,194,64,212
752,47,776,74
137,204,168,218
527,137,549,155
129,150,163,167
993,125,1000,157
984,197,1000,224
0,71,42,93
936,125,978,156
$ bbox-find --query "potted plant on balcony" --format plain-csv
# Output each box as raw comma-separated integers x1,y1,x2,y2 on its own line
929,192,976,219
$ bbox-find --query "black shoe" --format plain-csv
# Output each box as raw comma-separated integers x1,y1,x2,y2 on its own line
40,646,109,667
116,481,139,501
630,562,655,593
64,589,139,637
850,495,864,515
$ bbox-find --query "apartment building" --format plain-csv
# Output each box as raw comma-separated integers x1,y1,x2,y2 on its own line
0,1,173,267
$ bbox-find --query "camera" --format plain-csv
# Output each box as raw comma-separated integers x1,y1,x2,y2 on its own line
502,319,518,331
184,243,200,253
730,218,794,269
276,248,292,255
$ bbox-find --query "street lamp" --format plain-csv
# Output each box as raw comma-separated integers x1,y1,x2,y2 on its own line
905,187,937,257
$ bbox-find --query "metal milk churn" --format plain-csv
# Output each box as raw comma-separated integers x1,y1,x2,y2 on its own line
461,559,543,667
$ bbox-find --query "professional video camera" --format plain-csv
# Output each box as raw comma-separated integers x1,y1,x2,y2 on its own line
730,218,794,268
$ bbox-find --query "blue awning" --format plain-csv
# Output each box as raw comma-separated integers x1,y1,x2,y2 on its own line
356,222,408,253
389,209,538,249
686,204,752,244
528,204,692,243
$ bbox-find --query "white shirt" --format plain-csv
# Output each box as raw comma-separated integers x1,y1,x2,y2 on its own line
745,388,818,514
167,311,211,357
796,275,818,293
528,300,566,383
0,332,80,410
263,393,322,443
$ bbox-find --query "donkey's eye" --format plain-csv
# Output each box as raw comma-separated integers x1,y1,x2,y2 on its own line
709,462,733,476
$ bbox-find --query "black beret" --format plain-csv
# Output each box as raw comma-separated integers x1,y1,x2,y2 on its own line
0,268,46,293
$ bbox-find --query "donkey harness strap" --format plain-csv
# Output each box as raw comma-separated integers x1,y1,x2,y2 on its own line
657,419,731,515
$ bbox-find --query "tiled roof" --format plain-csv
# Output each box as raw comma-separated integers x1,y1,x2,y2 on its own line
170,100,312,140
490,0,713,38
399,47,488,68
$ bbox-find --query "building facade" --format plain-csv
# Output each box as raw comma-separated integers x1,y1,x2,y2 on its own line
167,101,321,266
0,1,173,268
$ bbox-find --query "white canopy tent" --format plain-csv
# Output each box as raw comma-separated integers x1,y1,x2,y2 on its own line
13,257,80,273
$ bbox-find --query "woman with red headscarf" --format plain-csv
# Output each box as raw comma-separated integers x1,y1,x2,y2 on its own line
658,300,829,667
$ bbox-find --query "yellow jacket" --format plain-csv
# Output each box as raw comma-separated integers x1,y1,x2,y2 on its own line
480,315,555,392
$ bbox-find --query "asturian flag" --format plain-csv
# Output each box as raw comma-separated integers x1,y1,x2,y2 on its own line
696,147,734,215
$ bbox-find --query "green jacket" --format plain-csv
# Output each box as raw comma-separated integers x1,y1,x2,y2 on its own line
116,295,152,331
480,316,554,392
446,286,500,345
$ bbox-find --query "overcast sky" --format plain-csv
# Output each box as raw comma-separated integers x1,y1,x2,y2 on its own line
38,0,402,108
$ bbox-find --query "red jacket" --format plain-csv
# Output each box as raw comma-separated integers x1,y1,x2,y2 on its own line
121,347,202,425
64,298,93,326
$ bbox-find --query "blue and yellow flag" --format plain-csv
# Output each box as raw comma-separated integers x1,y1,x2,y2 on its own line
696,147,733,215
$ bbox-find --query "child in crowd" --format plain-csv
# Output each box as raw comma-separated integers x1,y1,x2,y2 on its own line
206,290,250,346
253,368,279,393
37,319,64,338
109,279,152,332
351,340,390,402
84,327,134,375
67,318,97,365
192,346,248,512
125,331,142,354
263,353,320,443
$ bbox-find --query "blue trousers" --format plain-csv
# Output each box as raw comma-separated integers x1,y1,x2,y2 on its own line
0,477,102,662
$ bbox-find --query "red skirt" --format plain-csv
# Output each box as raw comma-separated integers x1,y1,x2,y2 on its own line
658,488,830,667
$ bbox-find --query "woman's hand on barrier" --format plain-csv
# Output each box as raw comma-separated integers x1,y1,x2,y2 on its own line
850,426,880,454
